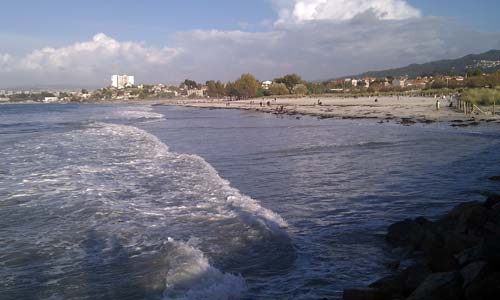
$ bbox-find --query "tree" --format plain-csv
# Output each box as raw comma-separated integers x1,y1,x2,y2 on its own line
468,68,483,77
182,79,198,89
234,74,260,99
225,81,238,100
293,83,308,95
307,82,327,94
269,83,289,95
275,74,304,93
206,80,226,98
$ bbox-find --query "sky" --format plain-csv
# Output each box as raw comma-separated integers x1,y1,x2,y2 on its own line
1,0,500,88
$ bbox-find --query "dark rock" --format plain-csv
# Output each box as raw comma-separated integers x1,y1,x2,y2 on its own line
483,222,500,235
428,250,460,272
386,219,426,248
420,227,444,254
465,272,500,300
407,272,464,300
480,234,500,267
342,288,386,300
369,274,406,298
447,201,488,233
455,246,483,267
484,194,500,209
488,176,500,182
404,263,432,293
460,261,488,288
442,232,480,256
385,260,400,270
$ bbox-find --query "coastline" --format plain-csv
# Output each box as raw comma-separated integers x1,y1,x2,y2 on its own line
3,96,500,127
149,96,500,127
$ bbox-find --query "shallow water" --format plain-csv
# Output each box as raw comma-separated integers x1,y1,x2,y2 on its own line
1,104,499,300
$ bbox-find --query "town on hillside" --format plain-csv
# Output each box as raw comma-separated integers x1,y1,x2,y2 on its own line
1,69,499,106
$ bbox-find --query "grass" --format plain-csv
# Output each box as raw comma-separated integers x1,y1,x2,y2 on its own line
461,88,500,106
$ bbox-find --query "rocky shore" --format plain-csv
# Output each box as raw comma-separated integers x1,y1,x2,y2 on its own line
343,192,500,300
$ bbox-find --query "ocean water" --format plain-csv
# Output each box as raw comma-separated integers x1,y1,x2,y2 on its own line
1,104,500,300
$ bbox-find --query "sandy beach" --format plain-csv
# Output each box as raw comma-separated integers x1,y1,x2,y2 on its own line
152,96,499,126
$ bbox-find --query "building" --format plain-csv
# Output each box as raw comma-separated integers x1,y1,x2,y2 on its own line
392,78,407,88
43,97,59,103
261,80,272,90
187,86,208,97
111,75,135,89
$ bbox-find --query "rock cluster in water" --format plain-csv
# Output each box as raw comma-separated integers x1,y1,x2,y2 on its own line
344,194,500,300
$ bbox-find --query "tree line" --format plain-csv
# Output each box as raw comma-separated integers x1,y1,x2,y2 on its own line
181,70,500,100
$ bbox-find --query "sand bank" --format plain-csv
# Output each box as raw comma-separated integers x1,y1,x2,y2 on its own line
156,96,500,126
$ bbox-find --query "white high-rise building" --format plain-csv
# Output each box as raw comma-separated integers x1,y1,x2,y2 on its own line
111,75,135,89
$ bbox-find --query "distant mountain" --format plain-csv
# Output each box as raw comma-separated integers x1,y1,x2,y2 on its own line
347,49,500,79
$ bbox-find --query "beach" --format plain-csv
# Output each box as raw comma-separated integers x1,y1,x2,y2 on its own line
153,96,500,126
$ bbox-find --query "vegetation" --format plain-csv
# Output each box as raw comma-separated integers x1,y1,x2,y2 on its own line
269,83,289,95
206,80,226,98
274,74,305,93
461,88,500,105
234,73,260,99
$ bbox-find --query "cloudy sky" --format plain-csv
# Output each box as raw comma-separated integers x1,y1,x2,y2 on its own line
1,0,500,88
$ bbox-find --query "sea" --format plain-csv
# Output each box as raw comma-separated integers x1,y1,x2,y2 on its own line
1,103,500,300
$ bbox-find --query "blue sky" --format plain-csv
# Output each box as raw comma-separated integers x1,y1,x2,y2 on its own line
1,0,499,87
1,0,498,50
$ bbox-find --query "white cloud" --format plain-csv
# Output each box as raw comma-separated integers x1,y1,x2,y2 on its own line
0,54,12,71
1,3,500,88
169,17,500,82
0,33,179,86
274,0,421,23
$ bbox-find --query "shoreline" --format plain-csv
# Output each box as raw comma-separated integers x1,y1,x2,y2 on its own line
150,96,500,127
3,96,500,127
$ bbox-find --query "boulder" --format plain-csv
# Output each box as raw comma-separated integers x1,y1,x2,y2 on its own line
386,219,426,248
455,246,483,267
465,272,500,300
369,274,406,298
428,250,460,272
407,272,464,300
442,232,479,256
484,222,500,235
484,194,500,209
447,201,488,234
488,203,500,224
342,288,386,300
404,263,432,293
480,234,500,267
460,261,488,288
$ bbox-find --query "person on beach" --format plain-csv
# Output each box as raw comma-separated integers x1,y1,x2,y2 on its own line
259,101,263,107
436,99,440,111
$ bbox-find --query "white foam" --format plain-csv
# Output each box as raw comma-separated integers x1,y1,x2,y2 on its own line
111,106,165,120
85,123,288,232
163,238,246,300
179,154,289,232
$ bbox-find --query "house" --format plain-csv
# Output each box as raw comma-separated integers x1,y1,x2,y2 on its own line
187,86,208,97
262,80,273,90
44,97,59,103
392,78,407,87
